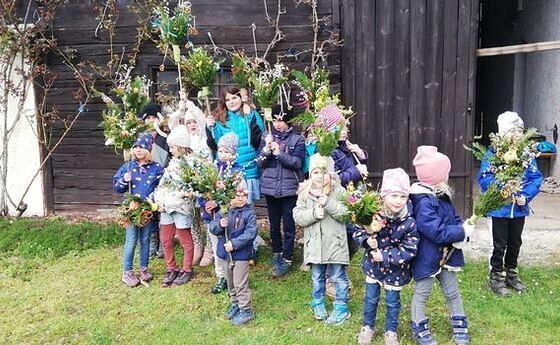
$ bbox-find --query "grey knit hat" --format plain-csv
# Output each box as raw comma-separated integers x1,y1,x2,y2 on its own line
217,132,239,155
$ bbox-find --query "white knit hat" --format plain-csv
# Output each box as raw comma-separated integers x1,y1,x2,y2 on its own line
497,111,524,135
166,125,190,148
308,153,335,173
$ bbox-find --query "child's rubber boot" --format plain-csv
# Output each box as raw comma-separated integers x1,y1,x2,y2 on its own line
505,268,528,293
310,298,328,320
450,315,469,345
488,271,512,297
325,302,351,325
411,318,438,345
231,308,255,326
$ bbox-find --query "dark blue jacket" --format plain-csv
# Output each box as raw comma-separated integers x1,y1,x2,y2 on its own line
477,149,543,218
209,204,258,261
332,141,368,187
258,127,306,198
409,183,466,281
113,160,164,200
353,203,418,287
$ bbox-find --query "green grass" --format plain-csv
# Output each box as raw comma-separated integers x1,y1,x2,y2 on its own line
1,218,559,344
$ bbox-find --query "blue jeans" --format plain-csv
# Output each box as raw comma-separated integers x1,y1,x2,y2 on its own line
362,282,401,332
123,220,155,271
311,263,349,304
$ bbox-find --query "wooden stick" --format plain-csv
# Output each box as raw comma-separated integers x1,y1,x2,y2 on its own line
477,40,560,57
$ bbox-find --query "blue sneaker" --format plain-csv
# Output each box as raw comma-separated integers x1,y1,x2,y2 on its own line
231,308,255,326
310,298,328,320
227,304,240,319
325,302,351,325
272,257,291,278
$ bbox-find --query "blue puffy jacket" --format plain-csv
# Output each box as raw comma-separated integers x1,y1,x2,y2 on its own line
409,183,466,281
113,160,164,201
258,127,306,198
209,109,264,180
353,203,418,287
332,141,368,187
209,204,258,261
477,149,543,218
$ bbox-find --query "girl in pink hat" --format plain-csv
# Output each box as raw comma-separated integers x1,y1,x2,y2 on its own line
408,146,473,345
354,168,419,345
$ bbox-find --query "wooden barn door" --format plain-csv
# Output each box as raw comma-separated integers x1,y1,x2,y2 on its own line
340,0,479,216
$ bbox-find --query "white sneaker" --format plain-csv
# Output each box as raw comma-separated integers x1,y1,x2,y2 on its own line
385,331,399,345
357,325,374,345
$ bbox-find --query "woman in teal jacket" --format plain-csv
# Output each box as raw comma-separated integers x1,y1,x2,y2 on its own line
207,86,265,203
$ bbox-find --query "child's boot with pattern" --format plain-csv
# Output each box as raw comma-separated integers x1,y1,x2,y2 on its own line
450,315,469,345
411,318,438,345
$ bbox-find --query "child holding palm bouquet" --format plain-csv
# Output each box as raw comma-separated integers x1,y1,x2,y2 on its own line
477,111,543,296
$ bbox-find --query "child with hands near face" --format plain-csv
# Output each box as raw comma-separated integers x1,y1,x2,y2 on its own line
293,154,351,326
353,168,419,345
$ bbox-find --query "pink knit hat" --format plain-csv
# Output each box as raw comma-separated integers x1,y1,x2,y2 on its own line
381,168,410,197
412,146,451,186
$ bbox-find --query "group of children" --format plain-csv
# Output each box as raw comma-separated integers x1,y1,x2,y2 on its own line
113,86,542,343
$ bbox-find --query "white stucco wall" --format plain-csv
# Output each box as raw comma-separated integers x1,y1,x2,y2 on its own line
0,56,45,216
518,0,560,176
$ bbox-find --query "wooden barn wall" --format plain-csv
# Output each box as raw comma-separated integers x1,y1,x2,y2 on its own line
340,0,479,217
45,0,341,213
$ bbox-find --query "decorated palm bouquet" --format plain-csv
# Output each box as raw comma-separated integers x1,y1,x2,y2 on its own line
153,1,197,62
340,182,383,234
250,63,288,123
211,164,244,213
117,194,158,227
465,128,540,224
182,47,220,114
99,68,151,155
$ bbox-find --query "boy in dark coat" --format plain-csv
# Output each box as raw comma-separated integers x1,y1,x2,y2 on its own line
209,185,258,326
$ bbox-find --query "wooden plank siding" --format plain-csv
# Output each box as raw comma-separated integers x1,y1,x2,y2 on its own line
340,0,479,217
43,0,341,213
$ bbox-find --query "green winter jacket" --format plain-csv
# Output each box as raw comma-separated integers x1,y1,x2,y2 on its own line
293,185,349,265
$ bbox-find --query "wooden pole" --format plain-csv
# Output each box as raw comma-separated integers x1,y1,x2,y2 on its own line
477,40,560,57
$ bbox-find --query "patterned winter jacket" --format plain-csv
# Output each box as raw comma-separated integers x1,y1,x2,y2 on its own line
113,160,164,201
478,149,543,218
258,127,306,198
409,183,466,281
153,157,194,215
209,204,258,261
353,203,418,288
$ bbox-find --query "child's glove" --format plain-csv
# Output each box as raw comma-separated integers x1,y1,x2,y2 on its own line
462,220,475,241
356,164,368,177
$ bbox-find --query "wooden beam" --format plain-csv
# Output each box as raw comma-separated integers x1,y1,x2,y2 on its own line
477,40,560,57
